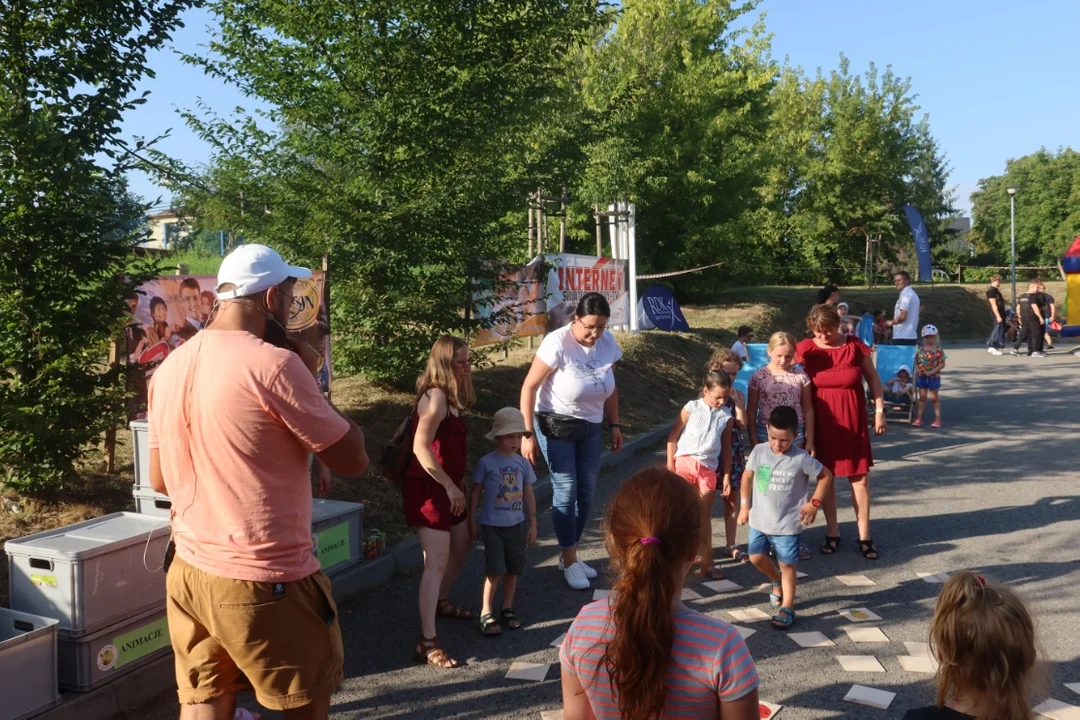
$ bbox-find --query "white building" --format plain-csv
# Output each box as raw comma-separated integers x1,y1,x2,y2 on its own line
144,208,190,249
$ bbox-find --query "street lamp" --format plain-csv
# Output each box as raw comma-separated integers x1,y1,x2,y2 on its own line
1007,186,1018,305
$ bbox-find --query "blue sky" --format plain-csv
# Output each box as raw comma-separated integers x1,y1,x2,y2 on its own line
124,0,1080,217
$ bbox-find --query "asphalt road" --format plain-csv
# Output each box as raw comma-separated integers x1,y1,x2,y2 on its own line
125,343,1080,719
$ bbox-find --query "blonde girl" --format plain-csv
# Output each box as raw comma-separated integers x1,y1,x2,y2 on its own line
902,572,1046,719
748,332,814,454
704,348,749,563
666,370,734,580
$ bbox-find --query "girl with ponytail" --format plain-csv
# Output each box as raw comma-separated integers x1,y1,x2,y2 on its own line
560,468,760,720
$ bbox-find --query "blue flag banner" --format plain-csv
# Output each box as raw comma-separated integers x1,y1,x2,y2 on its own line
637,285,690,332
903,204,933,283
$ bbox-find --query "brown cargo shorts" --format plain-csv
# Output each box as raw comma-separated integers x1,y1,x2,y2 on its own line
165,556,344,710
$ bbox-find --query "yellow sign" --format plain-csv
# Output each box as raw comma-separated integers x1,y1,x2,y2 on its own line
289,277,321,330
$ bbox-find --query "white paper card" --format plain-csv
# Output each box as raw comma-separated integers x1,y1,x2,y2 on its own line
681,588,702,601
838,608,882,623
843,626,890,643
592,589,609,601
788,631,835,648
836,574,877,587
550,633,567,648
797,571,809,579
904,642,931,657
917,571,951,584
844,685,896,710
758,701,783,718
899,655,940,673
1033,699,1080,720
733,625,757,641
729,608,772,623
506,662,551,682
540,712,564,720
837,655,886,673
1067,683,1080,696
703,579,742,593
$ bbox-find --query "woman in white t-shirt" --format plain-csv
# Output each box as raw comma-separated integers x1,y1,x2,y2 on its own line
520,293,623,590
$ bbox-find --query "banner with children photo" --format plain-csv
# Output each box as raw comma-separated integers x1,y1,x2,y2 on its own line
124,271,331,420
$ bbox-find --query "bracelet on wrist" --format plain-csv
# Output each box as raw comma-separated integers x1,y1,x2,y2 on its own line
811,498,822,508
609,423,622,429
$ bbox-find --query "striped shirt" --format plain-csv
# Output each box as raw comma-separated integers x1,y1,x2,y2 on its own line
560,598,759,718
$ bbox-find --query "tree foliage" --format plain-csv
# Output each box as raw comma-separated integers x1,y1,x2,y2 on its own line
969,148,1080,267
0,0,194,491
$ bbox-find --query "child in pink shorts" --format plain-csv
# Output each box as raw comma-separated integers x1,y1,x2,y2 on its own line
666,370,733,580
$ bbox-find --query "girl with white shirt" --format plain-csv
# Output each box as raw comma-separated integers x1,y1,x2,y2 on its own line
520,293,623,590
666,370,734,580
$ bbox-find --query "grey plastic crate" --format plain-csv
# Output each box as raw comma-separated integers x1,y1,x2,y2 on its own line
130,420,152,491
0,608,61,719
133,487,172,518
311,499,364,576
57,605,171,692
6,512,170,637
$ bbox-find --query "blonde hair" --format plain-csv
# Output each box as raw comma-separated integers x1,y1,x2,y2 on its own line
930,572,1045,718
415,335,475,410
767,331,797,354
806,303,841,333
706,347,741,372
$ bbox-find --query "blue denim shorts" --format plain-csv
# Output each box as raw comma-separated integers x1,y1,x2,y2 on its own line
748,528,801,565
915,375,941,390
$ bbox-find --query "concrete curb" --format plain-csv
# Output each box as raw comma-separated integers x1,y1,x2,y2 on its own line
38,423,671,719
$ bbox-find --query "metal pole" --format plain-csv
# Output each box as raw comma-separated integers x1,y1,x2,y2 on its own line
628,203,639,333
219,230,225,256
1010,194,1017,306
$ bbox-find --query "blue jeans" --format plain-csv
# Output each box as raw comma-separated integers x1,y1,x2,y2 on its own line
535,420,602,549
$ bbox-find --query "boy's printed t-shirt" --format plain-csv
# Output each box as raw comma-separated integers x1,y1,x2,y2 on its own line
674,399,732,471
746,443,823,536
472,451,536,527
915,348,946,376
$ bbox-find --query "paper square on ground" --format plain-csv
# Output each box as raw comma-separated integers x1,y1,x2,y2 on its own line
838,608,882,623
759,701,783,718
843,626,890,643
592,589,609,601
844,685,896,710
540,712,564,720
1067,683,1080,696
788,631,835,648
918,571,951,584
836,574,877,587
681,588,702,601
1033,699,1080,720
797,571,809,579
703,579,742,593
506,662,551,682
549,633,567,648
899,655,940,673
904,642,931,657
733,625,756,641
729,608,772,623
837,655,886,673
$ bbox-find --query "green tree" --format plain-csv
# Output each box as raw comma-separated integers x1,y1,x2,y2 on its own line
0,0,195,491
968,148,1080,268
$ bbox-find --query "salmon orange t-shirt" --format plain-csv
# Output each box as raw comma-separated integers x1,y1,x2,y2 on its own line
147,330,350,582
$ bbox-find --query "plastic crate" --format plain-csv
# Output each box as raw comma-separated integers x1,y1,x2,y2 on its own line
6,512,170,637
133,488,172,518
130,420,152,492
57,606,171,692
311,499,364,576
0,608,61,719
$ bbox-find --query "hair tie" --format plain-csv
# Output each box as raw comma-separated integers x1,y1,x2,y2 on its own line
975,575,986,587
640,536,660,546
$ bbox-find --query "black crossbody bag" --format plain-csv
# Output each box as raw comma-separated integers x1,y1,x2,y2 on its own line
535,411,587,439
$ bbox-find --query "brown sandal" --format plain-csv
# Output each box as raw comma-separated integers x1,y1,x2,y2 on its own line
413,635,463,669
437,598,472,620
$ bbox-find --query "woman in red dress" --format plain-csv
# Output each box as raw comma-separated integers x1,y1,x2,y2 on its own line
795,304,887,561
402,335,475,668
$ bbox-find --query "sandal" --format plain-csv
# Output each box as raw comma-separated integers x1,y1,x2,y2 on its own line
820,536,840,555
772,606,795,630
499,607,523,630
698,566,726,581
768,581,782,608
799,543,812,562
437,598,472,620
859,539,879,561
477,613,502,635
413,635,463,669
729,545,750,563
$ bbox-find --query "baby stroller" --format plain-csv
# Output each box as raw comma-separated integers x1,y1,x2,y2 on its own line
872,344,917,423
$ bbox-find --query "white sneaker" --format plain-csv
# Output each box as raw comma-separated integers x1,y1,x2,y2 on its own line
1031,351,1047,358
558,558,599,579
563,562,590,590
988,347,1003,355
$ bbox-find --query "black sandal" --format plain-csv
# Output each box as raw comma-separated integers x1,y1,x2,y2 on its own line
820,536,840,555
499,607,523,630
477,613,502,635
859,539,879,561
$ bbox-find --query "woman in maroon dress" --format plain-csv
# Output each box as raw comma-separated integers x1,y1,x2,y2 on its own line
402,335,475,668
795,304,887,561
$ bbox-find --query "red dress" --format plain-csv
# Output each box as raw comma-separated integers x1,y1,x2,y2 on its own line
401,410,468,531
795,336,873,477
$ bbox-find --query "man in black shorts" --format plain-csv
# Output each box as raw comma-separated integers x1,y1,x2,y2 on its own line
985,275,1007,355
1011,282,1046,358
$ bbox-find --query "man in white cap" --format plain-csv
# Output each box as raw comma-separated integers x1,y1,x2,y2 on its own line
147,244,368,720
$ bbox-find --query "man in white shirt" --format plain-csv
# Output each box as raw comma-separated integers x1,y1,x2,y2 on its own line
731,325,753,362
885,271,920,346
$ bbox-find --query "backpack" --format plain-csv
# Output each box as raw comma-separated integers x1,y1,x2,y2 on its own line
379,412,417,483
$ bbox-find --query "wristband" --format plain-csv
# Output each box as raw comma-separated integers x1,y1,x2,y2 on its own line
811,498,822,508
875,408,885,414
609,424,622,429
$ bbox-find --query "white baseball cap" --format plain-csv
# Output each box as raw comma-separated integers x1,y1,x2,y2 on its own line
921,324,939,337
897,365,912,375
216,244,311,300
